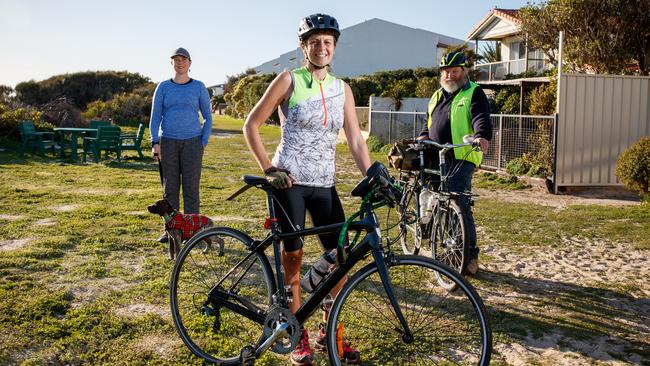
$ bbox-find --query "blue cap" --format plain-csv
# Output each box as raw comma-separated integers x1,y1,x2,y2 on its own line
171,47,191,60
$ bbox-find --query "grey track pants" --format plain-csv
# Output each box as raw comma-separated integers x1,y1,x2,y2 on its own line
160,136,203,214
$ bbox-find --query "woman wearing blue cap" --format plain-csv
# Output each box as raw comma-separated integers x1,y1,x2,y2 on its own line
150,47,213,244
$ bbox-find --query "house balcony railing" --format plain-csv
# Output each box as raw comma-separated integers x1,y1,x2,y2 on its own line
474,58,548,81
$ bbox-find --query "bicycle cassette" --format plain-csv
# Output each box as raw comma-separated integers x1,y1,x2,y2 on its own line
262,306,301,354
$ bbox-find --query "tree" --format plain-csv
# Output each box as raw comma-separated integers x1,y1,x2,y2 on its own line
224,68,257,94
415,76,438,98
225,73,277,120
520,0,650,75
15,71,152,109
0,85,13,104
478,42,501,63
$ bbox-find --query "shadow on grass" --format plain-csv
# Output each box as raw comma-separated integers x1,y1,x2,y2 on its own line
212,127,243,136
475,269,650,362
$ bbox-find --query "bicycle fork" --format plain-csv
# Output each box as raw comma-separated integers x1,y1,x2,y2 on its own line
369,231,414,343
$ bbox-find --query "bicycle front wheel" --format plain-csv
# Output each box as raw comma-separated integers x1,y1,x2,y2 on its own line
432,199,470,289
170,227,276,365
326,255,491,365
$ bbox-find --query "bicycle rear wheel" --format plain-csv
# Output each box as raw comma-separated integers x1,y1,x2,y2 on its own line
170,227,275,365
432,199,470,290
398,182,422,255
326,255,491,365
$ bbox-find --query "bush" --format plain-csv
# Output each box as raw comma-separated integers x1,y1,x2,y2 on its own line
506,150,552,178
225,73,276,121
82,84,154,126
366,135,388,153
415,76,438,98
506,157,531,176
0,103,51,140
616,136,650,196
381,79,417,110
491,88,521,114
529,77,557,115
15,71,152,110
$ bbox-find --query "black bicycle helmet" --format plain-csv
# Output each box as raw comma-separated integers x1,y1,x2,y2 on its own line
298,13,340,42
440,51,468,68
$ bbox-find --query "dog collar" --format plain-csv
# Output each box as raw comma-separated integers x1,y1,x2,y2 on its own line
163,209,178,224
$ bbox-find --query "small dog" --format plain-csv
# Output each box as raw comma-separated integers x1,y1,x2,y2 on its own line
147,199,224,260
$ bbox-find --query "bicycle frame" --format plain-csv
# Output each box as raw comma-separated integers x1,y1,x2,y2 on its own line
220,179,414,341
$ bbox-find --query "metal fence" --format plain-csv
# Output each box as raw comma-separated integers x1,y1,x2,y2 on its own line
483,114,556,171
369,110,428,143
369,110,556,171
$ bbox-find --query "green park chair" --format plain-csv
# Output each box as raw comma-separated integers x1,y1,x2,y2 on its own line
82,125,122,163
119,123,145,159
19,121,58,158
83,120,113,151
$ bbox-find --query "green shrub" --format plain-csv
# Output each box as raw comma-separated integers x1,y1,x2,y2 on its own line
616,136,650,196
381,79,417,110
529,77,557,115
506,157,531,176
366,135,387,153
0,103,51,140
14,71,152,110
82,85,154,126
506,152,552,178
415,76,438,98
225,73,277,121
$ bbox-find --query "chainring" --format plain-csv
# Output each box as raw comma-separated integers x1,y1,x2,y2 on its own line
262,306,301,354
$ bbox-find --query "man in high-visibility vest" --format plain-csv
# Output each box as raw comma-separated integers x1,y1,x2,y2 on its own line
418,50,492,275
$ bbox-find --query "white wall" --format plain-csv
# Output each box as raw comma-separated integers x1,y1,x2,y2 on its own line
254,19,470,78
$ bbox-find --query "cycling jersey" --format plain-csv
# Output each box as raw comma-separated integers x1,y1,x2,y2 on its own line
272,67,345,187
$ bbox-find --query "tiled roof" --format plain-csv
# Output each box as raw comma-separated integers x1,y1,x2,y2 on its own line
493,8,521,24
467,7,522,40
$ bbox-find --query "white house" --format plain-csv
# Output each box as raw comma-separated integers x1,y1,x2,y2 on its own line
253,18,470,78
467,8,551,82
207,83,225,96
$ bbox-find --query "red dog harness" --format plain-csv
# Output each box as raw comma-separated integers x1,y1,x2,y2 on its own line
165,213,209,240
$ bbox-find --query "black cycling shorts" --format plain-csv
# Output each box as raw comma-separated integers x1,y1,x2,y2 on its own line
273,185,347,252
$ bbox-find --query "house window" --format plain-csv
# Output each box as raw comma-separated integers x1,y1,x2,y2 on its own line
509,41,526,60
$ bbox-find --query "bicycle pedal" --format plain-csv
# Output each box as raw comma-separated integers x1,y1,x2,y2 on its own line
239,345,255,365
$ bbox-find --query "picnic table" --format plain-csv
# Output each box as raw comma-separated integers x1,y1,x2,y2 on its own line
53,127,97,161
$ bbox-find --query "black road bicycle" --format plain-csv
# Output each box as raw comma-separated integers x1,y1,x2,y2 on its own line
170,162,491,365
392,138,479,290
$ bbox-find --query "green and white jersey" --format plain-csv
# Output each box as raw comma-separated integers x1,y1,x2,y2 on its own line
272,67,346,187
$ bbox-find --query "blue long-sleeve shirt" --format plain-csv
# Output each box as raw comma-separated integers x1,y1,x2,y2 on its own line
149,78,212,147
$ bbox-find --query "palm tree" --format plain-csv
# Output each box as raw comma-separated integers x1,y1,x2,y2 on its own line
479,42,501,63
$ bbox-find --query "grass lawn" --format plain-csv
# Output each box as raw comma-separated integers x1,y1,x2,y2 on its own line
0,115,648,365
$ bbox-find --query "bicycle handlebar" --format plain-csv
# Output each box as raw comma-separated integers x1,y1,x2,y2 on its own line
414,138,478,151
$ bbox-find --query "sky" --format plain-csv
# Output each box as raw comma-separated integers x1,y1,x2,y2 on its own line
0,0,531,88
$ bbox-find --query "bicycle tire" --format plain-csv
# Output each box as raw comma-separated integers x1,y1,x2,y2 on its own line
325,255,492,365
170,227,276,365
431,199,470,290
398,182,423,255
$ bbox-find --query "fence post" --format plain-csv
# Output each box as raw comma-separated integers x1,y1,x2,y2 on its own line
498,115,503,170
413,110,417,139
552,113,559,194
388,110,392,144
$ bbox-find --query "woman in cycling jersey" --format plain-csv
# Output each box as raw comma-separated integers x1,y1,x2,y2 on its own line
243,13,370,366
